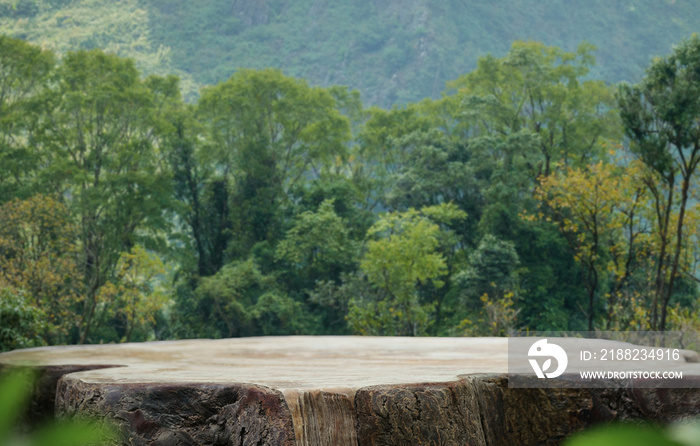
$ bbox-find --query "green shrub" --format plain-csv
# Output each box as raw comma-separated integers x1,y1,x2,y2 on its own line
0,287,44,353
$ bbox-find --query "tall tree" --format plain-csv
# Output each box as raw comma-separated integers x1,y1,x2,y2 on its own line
194,258,308,338
446,41,620,180
197,68,351,258
163,95,232,277
0,35,54,201
532,161,648,330
454,234,521,336
618,35,700,330
39,50,174,343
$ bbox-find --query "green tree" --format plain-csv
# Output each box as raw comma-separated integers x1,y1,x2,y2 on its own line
275,199,360,332
440,42,621,331
193,259,266,338
454,234,521,335
350,203,466,336
446,41,620,179
97,245,169,343
0,35,54,202
532,161,649,330
307,272,373,335
193,258,310,337
457,234,520,304
197,68,351,257
276,199,357,286
39,50,174,343
618,35,700,330
252,292,311,336
166,103,231,277
356,105,437,189
0,195,82,344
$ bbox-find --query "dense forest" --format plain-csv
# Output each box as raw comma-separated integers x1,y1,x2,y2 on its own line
1,0,700,106
2,31,700,349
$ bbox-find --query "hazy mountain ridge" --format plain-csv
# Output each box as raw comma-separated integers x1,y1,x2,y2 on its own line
1,0,698,106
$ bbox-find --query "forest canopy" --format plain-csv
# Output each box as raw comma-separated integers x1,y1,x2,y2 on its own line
2,35,700,350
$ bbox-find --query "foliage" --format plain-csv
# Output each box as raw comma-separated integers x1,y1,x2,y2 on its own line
0,0,199,98
0,369,117,445
446,41,620,179
618,34,700,330
0,34,54,201
252,292,311,336
191,258,312,338
275,198,359,311
457,235,520,303
457,292,519,337
165,102,231,278
276,199,357,279
97,245,169,342
40,48,174,343
454,235,521,335
197,68,350,257
0,286,44,352
194,259,267,338
0,195,81,344
531,160,650,330
564,422,700,446
307,273,371,335
0,33,699,344
349,203,466,336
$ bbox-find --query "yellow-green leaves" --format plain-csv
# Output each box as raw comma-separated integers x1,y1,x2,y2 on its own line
618,34,700,330
108,245,168,343
532,161,650,329
362,207,447,292
0,195,81,346
454,234,520,336
349,203,465,336
564,423,687,446
0,370,35,441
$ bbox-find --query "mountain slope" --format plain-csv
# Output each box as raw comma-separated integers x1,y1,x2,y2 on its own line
2,0,698,106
